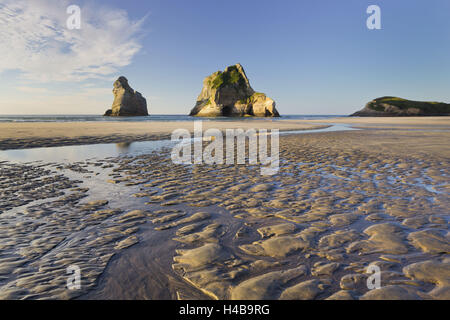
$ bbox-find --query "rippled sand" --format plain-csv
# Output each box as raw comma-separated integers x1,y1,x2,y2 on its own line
0,128,449,300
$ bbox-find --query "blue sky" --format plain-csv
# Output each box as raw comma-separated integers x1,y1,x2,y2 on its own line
0,0,449,115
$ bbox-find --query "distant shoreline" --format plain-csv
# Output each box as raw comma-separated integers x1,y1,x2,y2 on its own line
0,114,343,123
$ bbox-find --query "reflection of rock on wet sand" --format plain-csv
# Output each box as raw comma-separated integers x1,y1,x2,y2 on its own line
116,142,132,152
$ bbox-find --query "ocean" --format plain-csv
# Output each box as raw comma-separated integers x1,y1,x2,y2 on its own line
0,114,341,123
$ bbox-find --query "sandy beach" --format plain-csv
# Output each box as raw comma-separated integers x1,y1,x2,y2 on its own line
308,116,450,129
2,0,450,307
0,120,328,150
1,117,449,150
0,117,448,300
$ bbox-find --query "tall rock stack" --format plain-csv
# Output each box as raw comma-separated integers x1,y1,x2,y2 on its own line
189,64,279,117
104,76,148,116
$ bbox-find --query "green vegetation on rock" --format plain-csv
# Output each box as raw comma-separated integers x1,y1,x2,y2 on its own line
190,63,279,117
211,66,246,89
238,92,265,105
351,96,450,116
371,97,450,113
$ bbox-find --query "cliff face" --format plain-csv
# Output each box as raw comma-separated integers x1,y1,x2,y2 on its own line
189,64,279,117
104,76,148,116
351,97,450,117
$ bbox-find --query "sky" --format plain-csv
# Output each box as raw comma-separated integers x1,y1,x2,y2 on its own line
0,0,449,115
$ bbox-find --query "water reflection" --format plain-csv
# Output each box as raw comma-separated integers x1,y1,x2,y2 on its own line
0,139,177,163
0,124,358,164
116,142,132,153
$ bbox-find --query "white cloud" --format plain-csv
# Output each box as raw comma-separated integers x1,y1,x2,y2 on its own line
0,0,146,82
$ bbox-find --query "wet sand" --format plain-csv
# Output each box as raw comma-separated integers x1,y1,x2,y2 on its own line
0,121,449,300
1,117,449,150
0,120,328,150
308,116,450,130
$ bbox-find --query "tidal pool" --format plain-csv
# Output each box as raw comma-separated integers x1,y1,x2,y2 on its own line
0,124,357,163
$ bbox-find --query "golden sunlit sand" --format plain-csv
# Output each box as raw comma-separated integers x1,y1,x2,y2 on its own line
0,120,327,150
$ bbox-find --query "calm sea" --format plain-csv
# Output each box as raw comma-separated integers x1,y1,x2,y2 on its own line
0,114,341,123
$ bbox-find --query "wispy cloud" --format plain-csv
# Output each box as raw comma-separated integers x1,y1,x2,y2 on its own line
0,0,146,82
